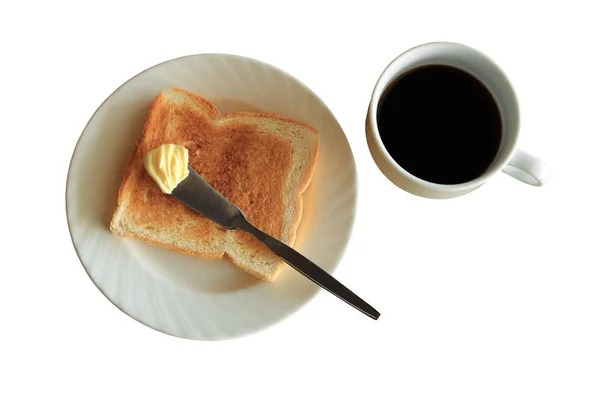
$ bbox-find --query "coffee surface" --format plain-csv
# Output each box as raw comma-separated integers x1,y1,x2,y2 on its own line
377,65,502,184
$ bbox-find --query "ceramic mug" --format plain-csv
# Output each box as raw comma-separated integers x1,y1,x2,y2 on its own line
366,42,550,199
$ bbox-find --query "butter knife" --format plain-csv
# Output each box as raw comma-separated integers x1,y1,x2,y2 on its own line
171,166,380,320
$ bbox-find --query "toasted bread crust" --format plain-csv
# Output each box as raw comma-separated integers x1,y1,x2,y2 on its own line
110,88,319,281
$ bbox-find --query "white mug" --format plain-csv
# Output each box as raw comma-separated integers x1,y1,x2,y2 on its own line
366,42,550,199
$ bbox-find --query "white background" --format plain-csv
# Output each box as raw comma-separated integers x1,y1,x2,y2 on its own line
2,0,599,399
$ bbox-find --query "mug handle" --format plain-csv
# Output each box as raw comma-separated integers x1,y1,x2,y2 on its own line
502,149,550,186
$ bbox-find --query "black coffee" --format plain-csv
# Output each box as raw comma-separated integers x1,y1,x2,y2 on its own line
377,65,502,184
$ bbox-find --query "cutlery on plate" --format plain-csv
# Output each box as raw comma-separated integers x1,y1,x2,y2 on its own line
171,166,380,320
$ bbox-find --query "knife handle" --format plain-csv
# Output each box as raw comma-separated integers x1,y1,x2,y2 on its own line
238,219,380,320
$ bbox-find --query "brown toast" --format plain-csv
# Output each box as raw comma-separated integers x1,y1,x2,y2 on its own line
110,88,319,281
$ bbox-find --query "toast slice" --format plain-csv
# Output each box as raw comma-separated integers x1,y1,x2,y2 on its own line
110,88,319,281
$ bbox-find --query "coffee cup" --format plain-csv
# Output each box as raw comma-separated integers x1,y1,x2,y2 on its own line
366,42,550,199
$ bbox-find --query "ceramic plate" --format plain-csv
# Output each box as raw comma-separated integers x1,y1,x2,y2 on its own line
66,54,357,340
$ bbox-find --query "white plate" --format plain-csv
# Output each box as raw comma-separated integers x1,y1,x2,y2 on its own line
66,54,357,340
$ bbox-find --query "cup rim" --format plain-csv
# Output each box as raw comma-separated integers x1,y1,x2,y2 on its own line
367,41,519,192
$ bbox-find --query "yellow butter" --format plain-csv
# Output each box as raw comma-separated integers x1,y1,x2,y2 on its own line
143,144,189,194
